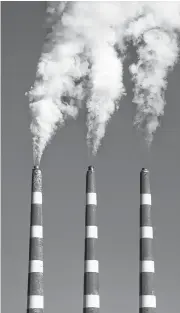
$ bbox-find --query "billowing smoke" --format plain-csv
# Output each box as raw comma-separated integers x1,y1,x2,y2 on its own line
126,2,180,144
28,2,89,165
27,2,180,164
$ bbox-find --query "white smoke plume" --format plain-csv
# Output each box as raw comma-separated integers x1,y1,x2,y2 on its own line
126,2,180,144
28,2,90,165
27,2,180,164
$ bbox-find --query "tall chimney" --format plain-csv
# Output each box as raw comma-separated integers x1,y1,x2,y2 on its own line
83,166,100,313
27,166,44,313
140,168,156,313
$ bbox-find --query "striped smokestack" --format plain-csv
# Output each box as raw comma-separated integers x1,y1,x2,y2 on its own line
140,168,156,313
27,166,44,313
83,166,100,313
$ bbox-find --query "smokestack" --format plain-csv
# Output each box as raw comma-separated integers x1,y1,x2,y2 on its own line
140,168,156,313
27,166,44,313
83,166,100,313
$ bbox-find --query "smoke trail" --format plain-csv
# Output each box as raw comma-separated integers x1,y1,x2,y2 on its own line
27,2,89,165
28,2,180,162
86,44,125,154
126,2,180,144
80,2,126,154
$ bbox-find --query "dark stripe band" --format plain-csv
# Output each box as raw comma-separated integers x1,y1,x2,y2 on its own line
28,273,44,295
29,238,43,261
86,168,96,193
84,273,99,294
27,309,44,313
140,272,155,295
140,238,153,261
31,204,43,226
85,238,97,260
83,309,99,313
32,169,42,192
139,309,156,313
140,205,152,227
140,170,150,194
86,205,97,226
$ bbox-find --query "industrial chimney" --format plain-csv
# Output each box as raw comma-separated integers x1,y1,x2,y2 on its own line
140,168,156,313
83,166,100,313
27,166,44,313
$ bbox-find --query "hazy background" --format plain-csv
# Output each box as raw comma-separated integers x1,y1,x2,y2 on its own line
1,2,180,313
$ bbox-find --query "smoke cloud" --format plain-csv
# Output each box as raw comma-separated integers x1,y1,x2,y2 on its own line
27,2,180,164
126,2,180,144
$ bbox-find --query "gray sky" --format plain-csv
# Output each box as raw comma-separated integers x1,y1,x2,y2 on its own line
1,2,180,313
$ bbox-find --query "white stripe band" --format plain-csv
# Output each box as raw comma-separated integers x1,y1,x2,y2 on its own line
140,260,155,273
86,193,97,205
140,226,153,239
28,295,44,309
85,260,99,273
140,295,156,308
86,226,98,238
31,225,43,238
141,194,151,205
29,260,43,273
32,192,42,204
84,295,100,308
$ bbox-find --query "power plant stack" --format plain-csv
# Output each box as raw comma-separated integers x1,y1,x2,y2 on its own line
83,166,100,313
27,166,44,313
140,168,156,313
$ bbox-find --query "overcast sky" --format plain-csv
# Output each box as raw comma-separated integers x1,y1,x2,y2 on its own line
2,2,180,313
